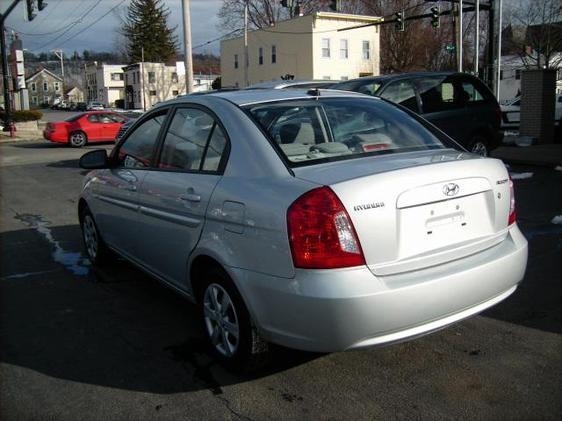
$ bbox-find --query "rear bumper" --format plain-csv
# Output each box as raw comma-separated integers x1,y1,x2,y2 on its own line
43,131,67,143
231,224,528,352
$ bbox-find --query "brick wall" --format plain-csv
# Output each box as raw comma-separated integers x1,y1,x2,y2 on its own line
520,69,556,144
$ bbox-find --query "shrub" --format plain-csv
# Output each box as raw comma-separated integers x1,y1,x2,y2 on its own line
0,110,43,122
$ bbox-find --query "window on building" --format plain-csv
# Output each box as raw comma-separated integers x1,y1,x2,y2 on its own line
271,45,277,63
43,82,48,91
43,96,50,104
322,38,330,58
31,82,36,92
362,41,370,59
172,90,179,96
32,96,37,104
111,73,124,81
149,90,157,96
171,72,178,83
234,54,239,69
515,69,521,80
54,82,60,92
148,72,155,83
340,39,348,59
133,73,136,84
500,70,504,80
125,74,128,84
323,76,331,80
259,47,263,65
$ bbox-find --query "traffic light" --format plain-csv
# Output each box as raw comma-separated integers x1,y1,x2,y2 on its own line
395,10,404,32
26,0,36,21
38,0,48,11
430,6,440,28
329,0,338,11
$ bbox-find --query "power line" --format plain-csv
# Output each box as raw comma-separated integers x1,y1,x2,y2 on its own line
192,28,243,50
30,0,104,52
49,0,128,50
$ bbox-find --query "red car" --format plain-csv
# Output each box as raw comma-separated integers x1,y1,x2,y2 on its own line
43,111,129,147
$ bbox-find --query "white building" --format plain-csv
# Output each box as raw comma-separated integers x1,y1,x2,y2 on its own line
84,63,126,107
122,61,219,109
221,12,381,88
499,53,562,102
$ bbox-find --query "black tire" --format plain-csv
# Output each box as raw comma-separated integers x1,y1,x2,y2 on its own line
468,135,489,157
80,206,111,265
69,131,87,147
198,267,269,372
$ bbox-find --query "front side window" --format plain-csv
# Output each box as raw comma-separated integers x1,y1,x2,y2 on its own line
158,108,227,172
362,41,370,59
322,38,330,58
340,39,348,59
380,81,419,112
246,98,447,167
116,111,167,168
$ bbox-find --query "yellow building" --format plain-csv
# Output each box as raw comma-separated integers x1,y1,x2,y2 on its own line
221,12,381,88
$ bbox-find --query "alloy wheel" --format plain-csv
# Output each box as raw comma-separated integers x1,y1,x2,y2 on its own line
471,141,488,157
203,283,240,357
82,214,98,260
70,132,86,147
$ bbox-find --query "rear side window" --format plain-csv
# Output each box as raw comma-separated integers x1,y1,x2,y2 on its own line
87,114,99,123
417,77,461,113
461,81,485,103
157,107,227,172
380,81,419,112
335,79,381,96
246,97,447,167
116,111,168,168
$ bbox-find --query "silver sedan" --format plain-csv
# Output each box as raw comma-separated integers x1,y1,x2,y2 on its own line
78,89,528,369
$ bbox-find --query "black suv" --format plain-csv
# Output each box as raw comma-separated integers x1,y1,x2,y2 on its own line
332,72,503,156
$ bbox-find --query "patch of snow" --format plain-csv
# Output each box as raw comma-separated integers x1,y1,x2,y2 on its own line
510,172,534,180
515,136,535,147
555,166,562,171
552,215,562,225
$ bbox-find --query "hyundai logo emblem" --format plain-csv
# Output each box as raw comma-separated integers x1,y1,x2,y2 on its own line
442,183,460,197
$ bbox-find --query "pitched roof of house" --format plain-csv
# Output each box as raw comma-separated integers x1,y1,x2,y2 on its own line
25,68,63,82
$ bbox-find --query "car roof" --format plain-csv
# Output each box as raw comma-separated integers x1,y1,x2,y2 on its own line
161,88,368,107
334,71,461,85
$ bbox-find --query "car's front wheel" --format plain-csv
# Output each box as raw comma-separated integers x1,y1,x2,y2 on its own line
468,135,489,157
199,268,268,371
69,131,87,147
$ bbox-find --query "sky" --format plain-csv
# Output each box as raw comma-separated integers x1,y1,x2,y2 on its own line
3,0,224,56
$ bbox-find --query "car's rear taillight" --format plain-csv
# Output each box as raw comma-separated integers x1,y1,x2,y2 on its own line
508,176,516,225
287,186,365,269
495,106,502,125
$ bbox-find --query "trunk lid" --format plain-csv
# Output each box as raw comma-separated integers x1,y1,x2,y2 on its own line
293,149,512,275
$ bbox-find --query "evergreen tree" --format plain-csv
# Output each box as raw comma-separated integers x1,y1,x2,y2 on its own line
122,0,178,64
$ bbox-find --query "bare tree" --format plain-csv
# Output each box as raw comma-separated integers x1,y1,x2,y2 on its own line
509,0,562,69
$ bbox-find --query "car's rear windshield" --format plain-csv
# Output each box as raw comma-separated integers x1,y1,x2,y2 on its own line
245,97,449,167
65,113,86,122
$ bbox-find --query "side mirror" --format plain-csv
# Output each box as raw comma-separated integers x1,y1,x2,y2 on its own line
79,149,109,169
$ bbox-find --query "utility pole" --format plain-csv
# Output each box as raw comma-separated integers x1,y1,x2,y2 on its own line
496,0,503,99
459,0,463,72
141,46,146,111
475,0,480,76
1,0,21,132
181,0,194,94
52,49,64,80
244,0,249,88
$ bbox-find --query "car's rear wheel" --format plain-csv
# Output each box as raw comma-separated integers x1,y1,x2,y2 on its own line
198,268,268,371
69,131,87,147
80,207,111,265
468,135,489,157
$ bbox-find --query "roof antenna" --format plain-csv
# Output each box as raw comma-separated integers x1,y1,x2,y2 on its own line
307,88,321,98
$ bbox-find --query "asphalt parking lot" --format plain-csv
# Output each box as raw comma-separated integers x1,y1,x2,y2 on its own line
0,140,561,420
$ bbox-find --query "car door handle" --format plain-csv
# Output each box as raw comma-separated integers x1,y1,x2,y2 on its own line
179,193,201,202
